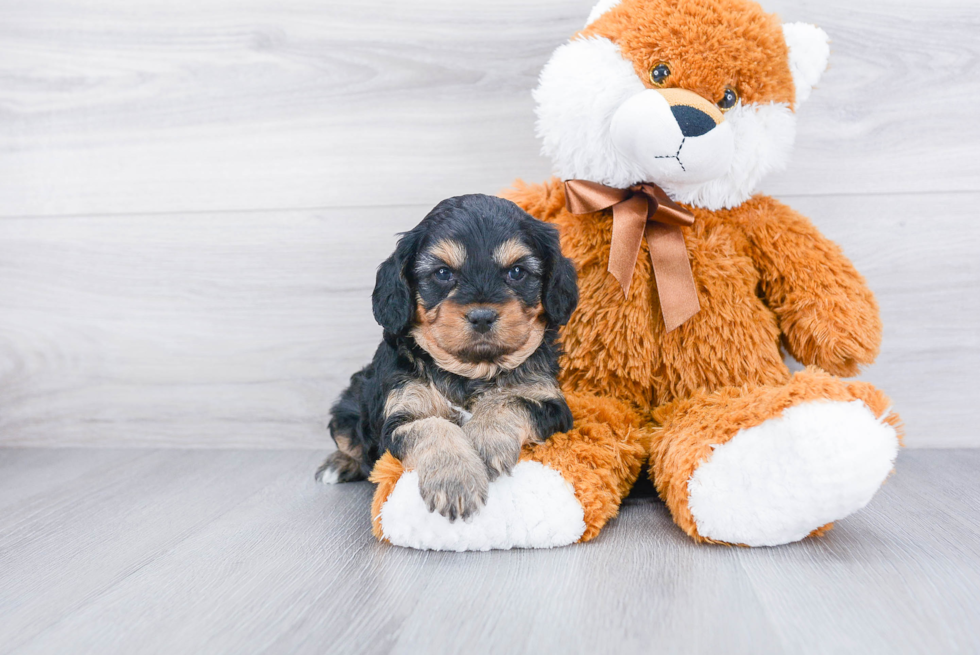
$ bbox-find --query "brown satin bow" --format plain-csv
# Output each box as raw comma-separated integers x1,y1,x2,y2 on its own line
564,179,700,332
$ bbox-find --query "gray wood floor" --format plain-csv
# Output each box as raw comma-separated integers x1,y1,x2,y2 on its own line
1,448,978,655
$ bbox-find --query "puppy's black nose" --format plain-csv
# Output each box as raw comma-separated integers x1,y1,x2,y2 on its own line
670,104,717,138
466,308,498,334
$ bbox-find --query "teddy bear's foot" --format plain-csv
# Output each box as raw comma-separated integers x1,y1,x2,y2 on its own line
687,399,898,546
372,456,586,551
368,392,647,551
651,368,902,547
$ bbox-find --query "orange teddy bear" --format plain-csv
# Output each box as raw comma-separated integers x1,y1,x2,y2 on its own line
369,0,901,550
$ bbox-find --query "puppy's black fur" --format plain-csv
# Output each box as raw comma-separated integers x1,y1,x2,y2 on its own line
316,194,578,521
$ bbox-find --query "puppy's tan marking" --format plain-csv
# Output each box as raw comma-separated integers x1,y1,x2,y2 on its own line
395,416,488,521
494,301,547,367
317,429,366,484
492,238,533,268
428,239,467,270
317,450,362,483
384,379,454,421
334,434,363,461
411,300,547,380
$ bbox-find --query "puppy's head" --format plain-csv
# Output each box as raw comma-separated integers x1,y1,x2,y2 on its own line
372,194,578,378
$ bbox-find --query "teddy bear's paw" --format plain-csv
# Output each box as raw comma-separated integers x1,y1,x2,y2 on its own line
377,461,585,551
686,399,899,547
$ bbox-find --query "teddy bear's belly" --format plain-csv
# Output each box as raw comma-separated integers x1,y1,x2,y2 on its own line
558,249,789,411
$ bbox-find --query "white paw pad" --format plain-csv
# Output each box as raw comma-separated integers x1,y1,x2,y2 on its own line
687,400,899,547
378,461,586,551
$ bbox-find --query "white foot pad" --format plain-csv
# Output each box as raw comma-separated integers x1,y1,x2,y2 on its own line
688,400,899,547
378,461,586,551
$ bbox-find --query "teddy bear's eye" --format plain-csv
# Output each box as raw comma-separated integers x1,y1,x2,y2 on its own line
718,86,739,112
649,62,671,87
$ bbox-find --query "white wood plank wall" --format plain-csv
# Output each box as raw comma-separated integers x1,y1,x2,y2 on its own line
1,0,977,448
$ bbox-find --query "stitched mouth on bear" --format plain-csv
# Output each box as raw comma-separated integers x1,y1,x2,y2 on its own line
653,137,687,172
608,87,735,186
414,298,546,366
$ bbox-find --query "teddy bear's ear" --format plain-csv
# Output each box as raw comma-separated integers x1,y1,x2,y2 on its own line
585,0,622,26
782,23,831,105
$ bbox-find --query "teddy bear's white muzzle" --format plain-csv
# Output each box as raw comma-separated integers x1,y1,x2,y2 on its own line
610,90,735,186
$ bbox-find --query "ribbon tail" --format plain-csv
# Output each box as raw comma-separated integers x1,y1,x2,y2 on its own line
608,195,650,297
646,222,700,332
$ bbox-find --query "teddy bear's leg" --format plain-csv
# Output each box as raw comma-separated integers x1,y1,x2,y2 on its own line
649,368,902,547
368,392,647,551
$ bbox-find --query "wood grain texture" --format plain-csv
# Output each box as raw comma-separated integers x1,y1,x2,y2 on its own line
0,0,978,217
1,194,977,448
0,448,977,654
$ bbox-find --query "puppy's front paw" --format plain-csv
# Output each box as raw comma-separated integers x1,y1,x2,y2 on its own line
417,450,489,522
475,436,522,482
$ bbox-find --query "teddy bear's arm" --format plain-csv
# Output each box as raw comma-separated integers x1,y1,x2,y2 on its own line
743,197,882,377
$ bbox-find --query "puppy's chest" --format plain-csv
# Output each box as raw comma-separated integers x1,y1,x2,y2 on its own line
426,375,495,425
447,401,473,425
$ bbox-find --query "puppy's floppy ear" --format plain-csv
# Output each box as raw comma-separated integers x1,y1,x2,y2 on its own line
372,229,422,336
544,249,578,327
524,216,578,327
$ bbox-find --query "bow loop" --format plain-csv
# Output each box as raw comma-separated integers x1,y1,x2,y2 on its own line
630,184,695,228
564,179,700,332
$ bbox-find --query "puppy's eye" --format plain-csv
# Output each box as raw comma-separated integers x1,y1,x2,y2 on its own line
718,86,739,112
650,62,671,87
433,267,454,283
507,266,527,282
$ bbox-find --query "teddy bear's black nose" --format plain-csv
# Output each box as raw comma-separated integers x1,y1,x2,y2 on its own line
466,308,498,334
671,105,718,138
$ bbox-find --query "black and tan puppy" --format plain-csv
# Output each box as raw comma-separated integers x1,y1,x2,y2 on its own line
316,194,578,521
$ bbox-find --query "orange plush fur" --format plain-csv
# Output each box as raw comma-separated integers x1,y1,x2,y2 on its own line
581,0,797,108
369,453,405,540
503,180,901,541
499,0,900,543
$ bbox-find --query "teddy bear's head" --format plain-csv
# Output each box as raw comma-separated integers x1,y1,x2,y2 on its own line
534,0,830,210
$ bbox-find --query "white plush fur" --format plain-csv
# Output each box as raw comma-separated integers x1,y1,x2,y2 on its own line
585,0,623,26
534,18,830,210
660,101,796,209
534,36,799,210
610,90,736,185
782,22,830,104
535,37,648,191
378,461,586,551
687,400,899,547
